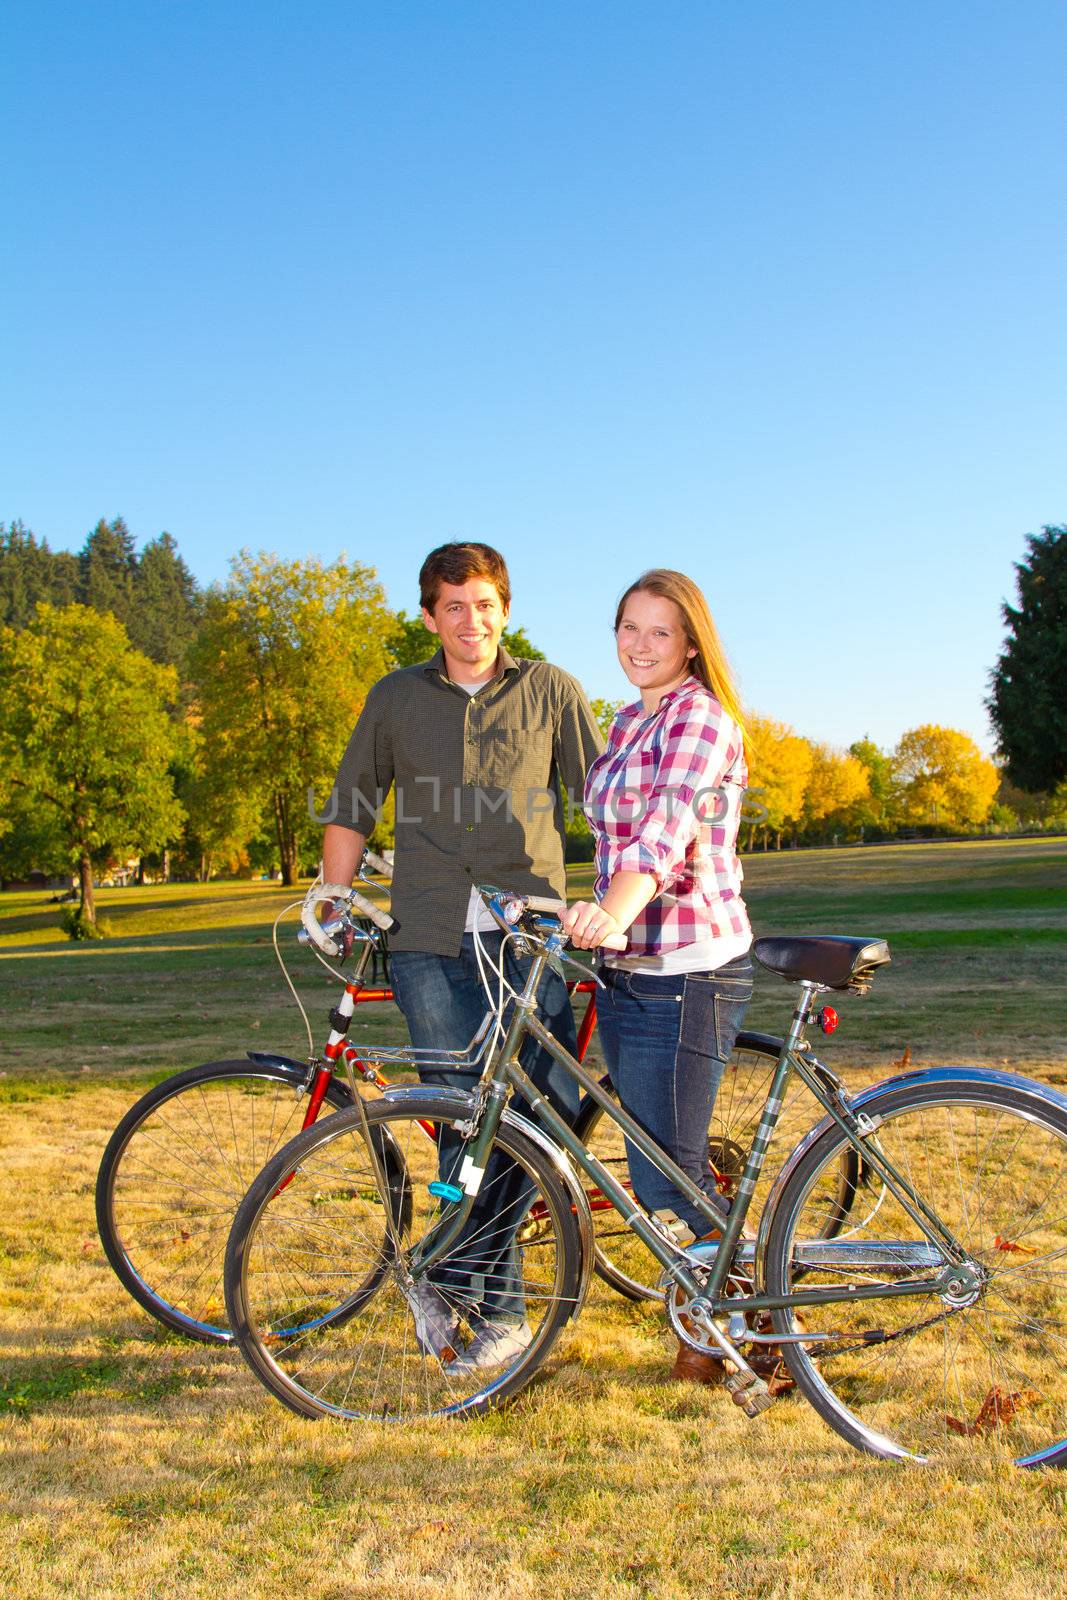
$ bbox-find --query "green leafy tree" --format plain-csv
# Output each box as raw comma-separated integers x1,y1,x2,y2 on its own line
0,605,184,929
988,526,1067,792
893,725,999,829
190,552,397,885
168,721,263,880
0,782,67,884
849,737,899,831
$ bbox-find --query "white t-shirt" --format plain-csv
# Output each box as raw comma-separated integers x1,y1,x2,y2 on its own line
605,927,752,976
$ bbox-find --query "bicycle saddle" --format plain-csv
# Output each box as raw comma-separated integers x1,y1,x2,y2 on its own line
752,935,891,994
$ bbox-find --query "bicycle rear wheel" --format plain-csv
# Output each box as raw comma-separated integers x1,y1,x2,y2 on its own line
96,1058,352,1343
575,1033,859,1302
764,1075,1067,1465
224,1095,584,1420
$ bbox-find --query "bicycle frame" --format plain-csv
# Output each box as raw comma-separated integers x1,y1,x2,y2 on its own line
409,940,972,1328
297,937,601,1136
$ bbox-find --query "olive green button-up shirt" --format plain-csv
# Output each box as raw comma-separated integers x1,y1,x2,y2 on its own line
329,646,604,955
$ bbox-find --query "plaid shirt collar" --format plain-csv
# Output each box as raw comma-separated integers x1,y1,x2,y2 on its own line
617,673,704,724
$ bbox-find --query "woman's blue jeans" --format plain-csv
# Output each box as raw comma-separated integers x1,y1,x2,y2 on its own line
389,934,580,1329
594,954,754,1238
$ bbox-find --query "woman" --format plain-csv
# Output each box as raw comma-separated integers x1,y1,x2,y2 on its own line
562,569,753,1384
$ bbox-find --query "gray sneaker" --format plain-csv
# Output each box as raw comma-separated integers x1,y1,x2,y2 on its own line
443,1320,533,1377
406,1279,459,1362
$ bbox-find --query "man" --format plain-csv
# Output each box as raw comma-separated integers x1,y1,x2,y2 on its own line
321,541,603,1373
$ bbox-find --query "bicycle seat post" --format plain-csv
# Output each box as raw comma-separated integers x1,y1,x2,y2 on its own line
785,982,820,1055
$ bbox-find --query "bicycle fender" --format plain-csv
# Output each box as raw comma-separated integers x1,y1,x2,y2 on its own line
501,1106,596,1321
380,1085,476,1110
754,1064,1067,1284
246,1051,314,1073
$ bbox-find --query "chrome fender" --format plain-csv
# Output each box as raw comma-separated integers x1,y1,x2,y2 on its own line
379,1086,596,1320
380,1085,475,1108
754,1065,1067,1280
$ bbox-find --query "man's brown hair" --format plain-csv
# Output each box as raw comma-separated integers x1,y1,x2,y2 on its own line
419,542,511,614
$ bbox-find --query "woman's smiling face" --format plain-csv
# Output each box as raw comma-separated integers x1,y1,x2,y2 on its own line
615,589,696,703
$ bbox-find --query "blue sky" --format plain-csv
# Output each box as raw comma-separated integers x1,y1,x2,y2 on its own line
4,2,1064,753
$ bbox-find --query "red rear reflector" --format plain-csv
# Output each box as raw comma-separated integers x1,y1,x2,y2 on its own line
818,1006,839,1035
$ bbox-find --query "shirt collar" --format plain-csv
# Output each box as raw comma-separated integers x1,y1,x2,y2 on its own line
422,643,520,684
621,673,703,720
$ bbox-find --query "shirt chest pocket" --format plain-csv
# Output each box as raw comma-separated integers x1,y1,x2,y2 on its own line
476,725,551,794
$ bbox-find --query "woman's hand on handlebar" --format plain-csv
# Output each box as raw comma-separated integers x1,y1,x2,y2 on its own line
560,900,625,951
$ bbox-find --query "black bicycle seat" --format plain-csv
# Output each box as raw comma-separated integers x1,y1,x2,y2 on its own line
753,935,891,994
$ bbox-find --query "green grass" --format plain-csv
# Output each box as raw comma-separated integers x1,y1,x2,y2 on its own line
4,837,1062,1087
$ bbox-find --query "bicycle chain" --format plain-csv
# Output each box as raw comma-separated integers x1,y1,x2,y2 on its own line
804,1302,961,1360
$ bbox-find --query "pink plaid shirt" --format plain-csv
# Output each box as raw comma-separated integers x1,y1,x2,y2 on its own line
584,676,751,957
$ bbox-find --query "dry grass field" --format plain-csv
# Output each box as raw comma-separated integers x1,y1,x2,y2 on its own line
2,838,1066,1599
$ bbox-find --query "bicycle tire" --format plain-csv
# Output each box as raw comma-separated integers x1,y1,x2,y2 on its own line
763,1074,1067,1465
574,1033,860,1302
96,1057,353,1344
224,1094,584,1421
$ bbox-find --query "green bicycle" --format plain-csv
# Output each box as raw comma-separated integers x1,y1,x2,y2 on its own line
223,888,1067,1466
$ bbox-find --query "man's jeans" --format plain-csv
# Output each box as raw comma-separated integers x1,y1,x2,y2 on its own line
594,955,754,1238
389,934,580,1328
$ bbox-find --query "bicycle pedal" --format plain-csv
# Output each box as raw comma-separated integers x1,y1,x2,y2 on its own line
723,1370,775,1418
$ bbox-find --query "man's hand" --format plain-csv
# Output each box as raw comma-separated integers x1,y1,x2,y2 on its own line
560,900,624,951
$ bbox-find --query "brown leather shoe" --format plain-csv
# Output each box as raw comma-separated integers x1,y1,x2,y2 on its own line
670,1337,727,1385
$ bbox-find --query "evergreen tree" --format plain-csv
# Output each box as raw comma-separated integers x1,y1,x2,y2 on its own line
988,526,1067,792
0,521,78,626
79,516,137,628
128,531,202,667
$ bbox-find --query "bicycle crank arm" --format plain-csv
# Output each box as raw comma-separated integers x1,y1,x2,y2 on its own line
686,1298,775,1418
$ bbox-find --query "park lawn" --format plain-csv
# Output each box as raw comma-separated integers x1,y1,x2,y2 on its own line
1,838,1066,1598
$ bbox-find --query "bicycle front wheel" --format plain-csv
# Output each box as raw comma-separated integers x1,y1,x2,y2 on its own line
764,1075,1067,1465
224,1095,584,1421
96,1058,352,1343
575,1033,859,1303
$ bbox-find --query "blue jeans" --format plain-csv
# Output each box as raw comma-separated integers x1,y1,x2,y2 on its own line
389,934,580,1328
594,955,754,1238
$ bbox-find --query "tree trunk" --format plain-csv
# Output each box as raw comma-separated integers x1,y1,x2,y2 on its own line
273,790,297,886
78,853,96,926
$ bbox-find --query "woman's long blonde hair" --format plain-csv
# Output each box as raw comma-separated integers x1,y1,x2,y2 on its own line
615,569,746,740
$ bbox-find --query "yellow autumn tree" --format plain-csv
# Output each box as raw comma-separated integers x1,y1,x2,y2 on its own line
745,714,813,849
802,743,871,839
892,725,999,828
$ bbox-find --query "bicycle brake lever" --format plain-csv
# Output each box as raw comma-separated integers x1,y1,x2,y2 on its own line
552,947,603,986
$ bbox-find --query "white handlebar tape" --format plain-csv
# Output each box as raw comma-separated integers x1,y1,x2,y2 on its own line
300,883,396,956
362,848,393,880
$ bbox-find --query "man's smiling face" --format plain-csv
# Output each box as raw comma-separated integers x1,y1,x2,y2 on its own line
422,577,509,679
